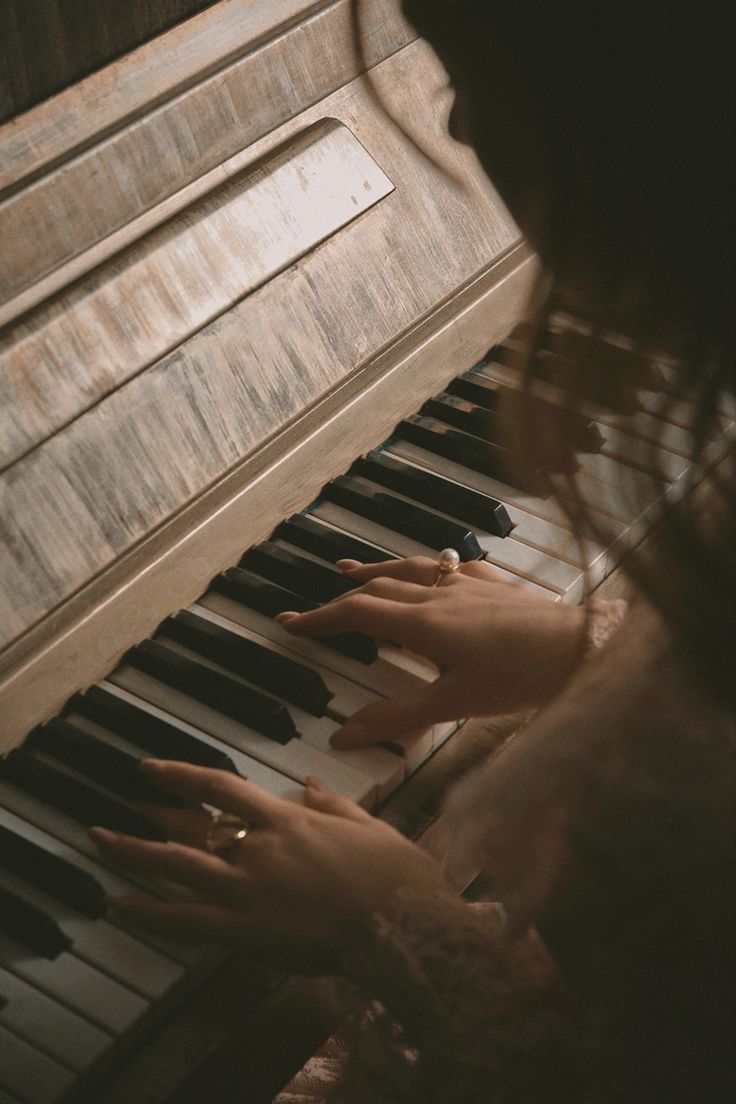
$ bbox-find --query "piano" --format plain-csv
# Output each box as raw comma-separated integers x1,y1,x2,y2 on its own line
1,2,731,1101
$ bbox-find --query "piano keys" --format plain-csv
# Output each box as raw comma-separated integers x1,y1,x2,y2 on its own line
1,332,728,1100
1,1,733,1100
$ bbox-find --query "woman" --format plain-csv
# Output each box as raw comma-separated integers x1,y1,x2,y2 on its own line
90,2,734,1100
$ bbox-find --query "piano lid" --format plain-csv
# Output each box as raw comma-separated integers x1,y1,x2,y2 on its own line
0,1,534,745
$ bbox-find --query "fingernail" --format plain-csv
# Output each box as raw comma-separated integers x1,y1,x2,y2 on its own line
89,826,119,845
305,775,327,791
138,758,166,774
330,725,364,749
336,559,362,572
275,611,300,623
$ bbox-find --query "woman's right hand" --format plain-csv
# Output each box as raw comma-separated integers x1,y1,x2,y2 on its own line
277,557,586,748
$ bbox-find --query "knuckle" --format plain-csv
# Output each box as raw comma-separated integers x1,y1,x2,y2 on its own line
361,578,384,596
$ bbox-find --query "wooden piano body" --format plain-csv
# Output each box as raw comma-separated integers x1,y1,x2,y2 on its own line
0,2,723,1101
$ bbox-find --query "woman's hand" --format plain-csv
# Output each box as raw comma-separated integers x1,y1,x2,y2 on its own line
277,557,586,748
90,760,453,972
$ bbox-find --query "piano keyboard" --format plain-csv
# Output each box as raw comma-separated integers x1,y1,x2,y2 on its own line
0,344,723,1104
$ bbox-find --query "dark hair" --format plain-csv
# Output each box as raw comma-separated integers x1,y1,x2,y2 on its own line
356,0,735,703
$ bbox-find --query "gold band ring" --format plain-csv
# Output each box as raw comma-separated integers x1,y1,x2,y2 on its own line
431,548,461,587
206,811,249,856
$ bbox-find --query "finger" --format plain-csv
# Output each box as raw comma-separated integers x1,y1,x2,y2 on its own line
108,896,243,944
277,593,429,650
337,556,439,585
90,827,240,898
304,777,373,821
139,805,212,848
458,559,509,583
138,761,284,826
330,675,462,748
339,556,502,587
328,576,432,606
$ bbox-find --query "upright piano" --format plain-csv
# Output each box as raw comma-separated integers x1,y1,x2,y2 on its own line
0,2,726,1101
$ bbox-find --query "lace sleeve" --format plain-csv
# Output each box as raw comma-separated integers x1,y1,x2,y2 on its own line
584,597,628,654
331,891,583,1104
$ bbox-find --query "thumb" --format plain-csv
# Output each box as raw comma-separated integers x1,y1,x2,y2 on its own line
330,675,460,749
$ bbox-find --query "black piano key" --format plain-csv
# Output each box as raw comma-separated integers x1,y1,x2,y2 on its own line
394,415,551,495
241,541,358,604
211,568,377,664
275,514,396,566
0,992,6,1011
446,371,504,410
25,719,191,808
352,450,513,537
0,883,72,959
320,475,483,561
0,749,162,839
69,685,239,774
213,567,314,616
421,394,496,440
0,823,106,919
126,639,297,744
162,609,332,717
446,373,605,453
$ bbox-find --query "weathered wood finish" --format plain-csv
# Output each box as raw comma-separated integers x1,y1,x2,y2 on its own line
0,243,536,750
0,0,218,124
0,33,525,686
0,118,395,467
0,0,414,317
0,0,533,750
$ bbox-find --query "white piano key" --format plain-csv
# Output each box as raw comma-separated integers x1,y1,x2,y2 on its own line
598,428,691,480
637,389,699,429
187,606,405,800
479,537,585,600
0,804,201,969
0,965,112,1072
387,437,601,531
110,665,379,809
193,595,446,771
0,780,213,968
297,724,405,800
577,446,682,489
284,701,401,806
338,472,584,599
474,360,690,499
95,682,305,803
311,502,560,601
187,603,385,721
384,442,610,574
599,409,695,457
0,868,184,1002
0,1023,75,1104
475,356,700,456
0,933,148,1035
198,589,435,700
338,474,587,599
0,778,137,875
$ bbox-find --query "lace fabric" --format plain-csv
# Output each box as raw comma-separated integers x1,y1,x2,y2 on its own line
276,598,733,1102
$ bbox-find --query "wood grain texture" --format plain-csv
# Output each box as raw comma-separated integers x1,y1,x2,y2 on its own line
0,0,413,316
0,246,536,749
0,37,520,664
0,0,218,124
0,119,394,467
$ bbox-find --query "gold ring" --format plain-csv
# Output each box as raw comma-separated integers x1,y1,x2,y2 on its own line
431,548,461,587
206,811,249,856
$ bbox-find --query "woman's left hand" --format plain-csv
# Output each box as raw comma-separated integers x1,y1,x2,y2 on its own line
90,759,454,972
